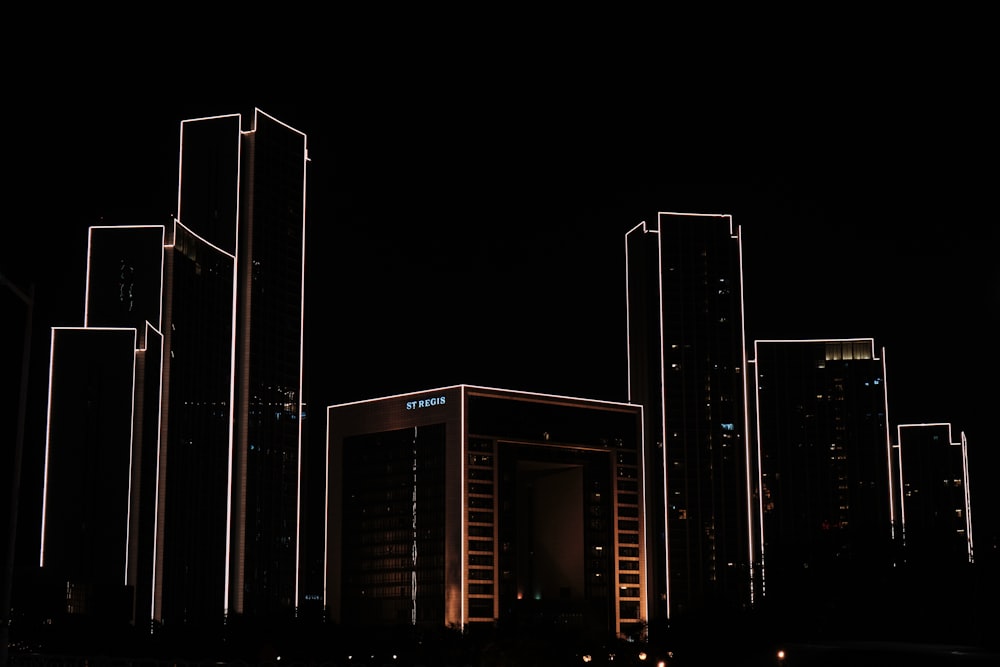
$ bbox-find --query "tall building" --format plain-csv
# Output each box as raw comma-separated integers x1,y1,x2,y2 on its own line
325,385,647,639
894,422,974,566
155,216,235,627
157,109,308,625
624,213,753,626
748,338,895,622
891,422,977,637
39,225,165,624
38,109,308,631
1,272,33,666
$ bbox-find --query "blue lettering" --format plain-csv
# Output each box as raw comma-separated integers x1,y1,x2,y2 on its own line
406,395,448,410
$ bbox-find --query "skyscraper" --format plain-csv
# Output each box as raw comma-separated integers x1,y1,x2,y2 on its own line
2,271,34,666
894,422,974,566
625,212,753,626
39,225,165,624
891,422,977,638
748,338,895,622
39,109,308,631
158,108,308,625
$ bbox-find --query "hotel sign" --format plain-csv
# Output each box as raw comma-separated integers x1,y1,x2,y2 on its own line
406,395,447,410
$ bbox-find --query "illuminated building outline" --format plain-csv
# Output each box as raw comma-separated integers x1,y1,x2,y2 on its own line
42,220,166,621
625,212,753,621
325,384,647,636
40,326,138,577
895,422,975,564
42,109,307,628
177,113,244,616
31,108,985,645
748,337,894,600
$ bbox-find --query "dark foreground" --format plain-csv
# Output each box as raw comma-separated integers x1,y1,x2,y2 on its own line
8,641,1000,667
7,621,1000,667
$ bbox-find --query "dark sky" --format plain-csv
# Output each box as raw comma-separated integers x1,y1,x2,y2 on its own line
6,57,999,561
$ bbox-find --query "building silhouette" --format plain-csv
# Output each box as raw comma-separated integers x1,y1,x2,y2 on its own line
748,338,895,624
894,422,974,566
1,272,33,666
40,225,164,624
325,385,646,639
624,212,753,627
162,109,308,625
9,106,989,661
37,109,308,632
891,422,978,639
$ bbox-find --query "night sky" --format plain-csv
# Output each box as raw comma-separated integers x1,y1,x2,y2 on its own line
6,54,999,580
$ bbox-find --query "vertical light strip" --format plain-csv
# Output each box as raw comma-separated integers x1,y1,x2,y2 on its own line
624,220,650,404
624,223,642,402
881,347,897,540
124,328,138,585
157,227,165,332
654,215,669,619
38,330,58,567
460,386,467,628
895,424,908,545
322,405,331,609
624,228,631,399
734,220,756,607
223,114,243,617
147,226,164,624
152,223,179,622
638,406,649,627
960,431,974,563
84,229,94,327
294,127,308,611
750,352,766,596
150,318,166,624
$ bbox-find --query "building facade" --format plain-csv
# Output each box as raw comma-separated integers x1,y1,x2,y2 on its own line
326,385,647,638
39,109,308,631
891,422,977,635
39,225,165,623
748,338,895,621
894,422,974,566
2,272,33,666
625,213,753,626
158,109,308,624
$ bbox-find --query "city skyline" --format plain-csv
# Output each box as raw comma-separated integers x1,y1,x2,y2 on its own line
5,102,997,629
11,101,996,532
